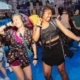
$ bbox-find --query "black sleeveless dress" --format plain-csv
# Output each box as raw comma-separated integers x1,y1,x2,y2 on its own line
41,22,65,66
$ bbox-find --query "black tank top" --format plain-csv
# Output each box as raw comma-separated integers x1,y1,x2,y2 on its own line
41,22,58,44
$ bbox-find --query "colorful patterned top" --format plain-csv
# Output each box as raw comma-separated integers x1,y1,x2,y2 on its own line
4,28,33,68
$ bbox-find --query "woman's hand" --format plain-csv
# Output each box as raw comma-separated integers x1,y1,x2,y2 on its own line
7,22,14,27
31,43,38,66
33,60,38,66
32,55,38,66
37,18,42,25
32,18,42,42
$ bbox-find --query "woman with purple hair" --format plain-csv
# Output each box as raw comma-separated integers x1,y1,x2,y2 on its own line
0,13,38,80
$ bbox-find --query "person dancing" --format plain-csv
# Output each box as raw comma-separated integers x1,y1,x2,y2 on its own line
0,13,38,80
33,5,80,80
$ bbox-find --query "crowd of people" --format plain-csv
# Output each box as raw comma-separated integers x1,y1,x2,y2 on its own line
0,4,80,80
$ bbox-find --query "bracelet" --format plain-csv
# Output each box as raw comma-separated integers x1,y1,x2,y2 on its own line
4,24,10,31
4,25,8,31
33,58,38,60
5,24,8,27
36,25,42,28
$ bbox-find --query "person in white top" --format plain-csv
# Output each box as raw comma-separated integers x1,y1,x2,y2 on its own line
61,9,71,30
0,35,10,80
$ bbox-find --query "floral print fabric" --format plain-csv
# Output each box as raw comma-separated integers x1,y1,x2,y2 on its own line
4,28,33,68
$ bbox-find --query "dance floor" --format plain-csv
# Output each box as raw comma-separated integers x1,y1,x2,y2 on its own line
0,41,80,80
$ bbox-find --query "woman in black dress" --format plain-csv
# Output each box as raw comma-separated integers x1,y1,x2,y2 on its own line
33,5,80,80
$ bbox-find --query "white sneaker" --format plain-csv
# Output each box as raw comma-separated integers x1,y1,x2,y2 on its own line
6,63,13,72
4,77,10,80
8,67,13,72
6,67,13,72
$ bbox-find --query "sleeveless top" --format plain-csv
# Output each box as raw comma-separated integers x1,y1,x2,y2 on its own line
61,14,71,29
4,28,33,56
4,28,33,64
41,22,58,44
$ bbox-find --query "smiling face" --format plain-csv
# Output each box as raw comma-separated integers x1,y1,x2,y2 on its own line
42,9,52,22
12,14,24,29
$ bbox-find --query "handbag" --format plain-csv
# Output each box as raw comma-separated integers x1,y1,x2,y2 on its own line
20,33,33,58
50,18,73,47
50,19,74,58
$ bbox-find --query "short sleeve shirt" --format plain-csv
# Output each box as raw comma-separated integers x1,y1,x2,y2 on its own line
72,15,80,27
4,28,33,55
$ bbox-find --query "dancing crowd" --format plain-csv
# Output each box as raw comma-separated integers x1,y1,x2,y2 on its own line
0,5,80,80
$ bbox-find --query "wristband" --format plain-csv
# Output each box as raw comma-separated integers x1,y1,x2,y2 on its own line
5,24,8,27
4,25,8,31
33,58,38,60
36,25,42,28
4,24,10,31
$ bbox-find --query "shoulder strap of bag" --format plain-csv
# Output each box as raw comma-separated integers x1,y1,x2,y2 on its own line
10,30,14,37
19,33,29,51
50,18,60,34
50,18,65,58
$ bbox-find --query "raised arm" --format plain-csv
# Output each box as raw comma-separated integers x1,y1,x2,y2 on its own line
32,18,42,42
0,22,13,34
55,19,80,41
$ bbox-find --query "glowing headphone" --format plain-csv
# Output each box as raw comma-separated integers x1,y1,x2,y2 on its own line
20,13,26,25
38,6,46,18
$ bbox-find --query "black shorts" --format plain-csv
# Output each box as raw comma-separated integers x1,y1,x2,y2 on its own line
42,39,65,66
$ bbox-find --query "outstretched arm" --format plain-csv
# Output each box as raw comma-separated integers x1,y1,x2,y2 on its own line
55,19,80,41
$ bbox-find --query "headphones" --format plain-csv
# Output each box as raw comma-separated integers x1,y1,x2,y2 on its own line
12,13,26,24
39,11,43,18
38,5,55,18
38,6,46,18
20,13,26,25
